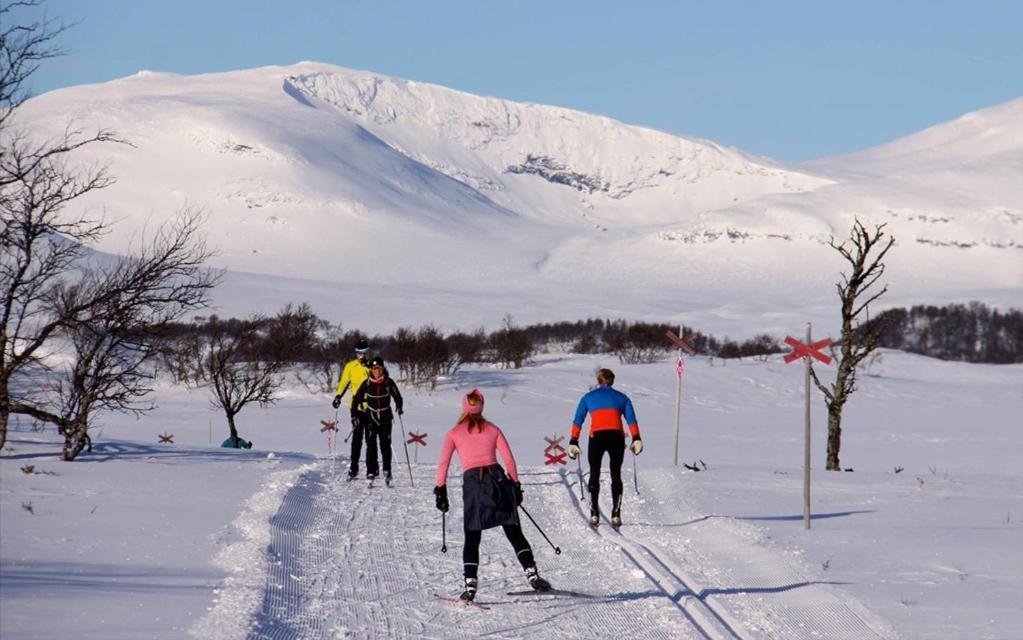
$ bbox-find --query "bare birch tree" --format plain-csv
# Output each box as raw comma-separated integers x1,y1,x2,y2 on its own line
181,306,316,446
811,218,895,470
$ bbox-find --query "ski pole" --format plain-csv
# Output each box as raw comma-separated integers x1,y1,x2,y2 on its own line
576,456,586,501
397,413,415,487
441,511,447,553
345,412,356,444
330,408,339,457
518,504,562,555
632,450,640,495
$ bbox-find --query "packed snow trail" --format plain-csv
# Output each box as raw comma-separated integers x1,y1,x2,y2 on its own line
557,468,894,639
236,457,893,639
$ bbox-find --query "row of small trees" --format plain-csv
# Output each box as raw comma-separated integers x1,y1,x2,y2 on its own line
155,312,788,389
861,302,1021,364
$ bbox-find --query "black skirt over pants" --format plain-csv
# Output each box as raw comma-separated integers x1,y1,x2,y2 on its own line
459,464,533,579
461,464,519,531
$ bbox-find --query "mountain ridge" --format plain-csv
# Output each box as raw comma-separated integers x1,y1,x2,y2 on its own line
14,62,1021,333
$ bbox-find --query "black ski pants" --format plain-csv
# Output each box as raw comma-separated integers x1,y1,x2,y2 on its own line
366,418,393,477
348,408,370,476
463,525,535,580
587,430,626,512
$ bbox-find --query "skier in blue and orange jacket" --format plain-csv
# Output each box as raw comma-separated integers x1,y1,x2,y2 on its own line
568,368,642,528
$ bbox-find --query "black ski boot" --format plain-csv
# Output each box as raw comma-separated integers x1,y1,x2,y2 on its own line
525,566,551,592
588,507,600,527
611,495,623,529
459,577,478,602
385,471,392,487
346,469,357,482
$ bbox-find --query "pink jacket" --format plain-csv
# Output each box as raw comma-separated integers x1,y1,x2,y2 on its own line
436,421,519,487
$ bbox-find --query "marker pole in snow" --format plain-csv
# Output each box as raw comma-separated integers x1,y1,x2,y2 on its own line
518,504,562,555
397,413,415,487
665,326,698,466
783,324,832,532
803,324,812,530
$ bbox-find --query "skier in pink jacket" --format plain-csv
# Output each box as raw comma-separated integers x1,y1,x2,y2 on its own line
434,389,551,602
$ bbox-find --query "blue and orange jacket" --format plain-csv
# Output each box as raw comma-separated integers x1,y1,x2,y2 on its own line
571,385,640,441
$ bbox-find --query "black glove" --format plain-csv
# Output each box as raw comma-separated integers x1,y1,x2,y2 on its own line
350,409,361,429
332,395,342,409
434,485,449,512
397,407,404,416
512,481,523,505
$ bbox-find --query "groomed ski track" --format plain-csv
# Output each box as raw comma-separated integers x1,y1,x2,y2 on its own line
215,458,894,639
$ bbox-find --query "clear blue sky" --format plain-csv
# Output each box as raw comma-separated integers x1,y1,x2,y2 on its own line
21,0,1023,161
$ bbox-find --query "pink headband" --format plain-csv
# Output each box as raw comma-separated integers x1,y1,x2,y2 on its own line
462,389,484,414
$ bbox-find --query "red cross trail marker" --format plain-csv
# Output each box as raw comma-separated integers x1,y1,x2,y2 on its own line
544,435,565,453
784,337,833,364
545,451,567,466
665,329,699,353
320,420,338,455
158,432,174,444
406,431,427,464
785,324,832,531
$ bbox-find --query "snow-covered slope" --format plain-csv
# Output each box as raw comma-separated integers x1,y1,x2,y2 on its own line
14,63,1022,334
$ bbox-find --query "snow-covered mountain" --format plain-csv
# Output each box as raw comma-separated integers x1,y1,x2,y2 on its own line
15,62,1022,334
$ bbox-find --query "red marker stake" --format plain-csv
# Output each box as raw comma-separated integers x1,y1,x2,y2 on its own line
784,325,832,531
665,326,698,467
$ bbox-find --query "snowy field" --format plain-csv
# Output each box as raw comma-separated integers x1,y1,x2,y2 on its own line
2,350,1020,639
4,60,1021,640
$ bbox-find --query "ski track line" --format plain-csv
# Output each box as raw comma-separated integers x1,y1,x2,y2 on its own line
559,468,896,640
556,471,741,640
246,459,705,639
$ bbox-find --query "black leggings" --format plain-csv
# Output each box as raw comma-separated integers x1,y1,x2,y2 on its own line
587,430,626,510
463,525,535,579
366,419,392,476
348,409,369,475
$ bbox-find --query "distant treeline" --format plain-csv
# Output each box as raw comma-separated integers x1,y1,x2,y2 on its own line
861,302,1022,364
155,311,784,389
156,301,1020,389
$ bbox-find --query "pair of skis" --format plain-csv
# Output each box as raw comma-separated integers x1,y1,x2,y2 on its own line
435,589,596,610
346,474,391,488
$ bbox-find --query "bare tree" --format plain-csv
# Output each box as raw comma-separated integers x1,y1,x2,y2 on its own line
55,215,217,459
490,315,533,369
388,325,453,389
811,218,895,470
182,308,308,446
1,1,68,130
1,3,217,453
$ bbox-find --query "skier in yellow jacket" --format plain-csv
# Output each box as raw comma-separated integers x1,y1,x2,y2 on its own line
333,339,372,481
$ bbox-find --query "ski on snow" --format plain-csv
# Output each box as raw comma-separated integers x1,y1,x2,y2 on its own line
434,593,490,610
506,589,597,599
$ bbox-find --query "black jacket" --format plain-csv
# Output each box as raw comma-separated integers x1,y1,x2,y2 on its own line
353,375,403,425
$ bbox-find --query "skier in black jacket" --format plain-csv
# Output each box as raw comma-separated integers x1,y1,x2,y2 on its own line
352,357,404,485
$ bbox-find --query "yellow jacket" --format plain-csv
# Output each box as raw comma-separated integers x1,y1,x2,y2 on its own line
335,358,370,410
